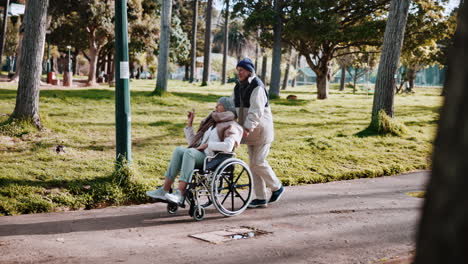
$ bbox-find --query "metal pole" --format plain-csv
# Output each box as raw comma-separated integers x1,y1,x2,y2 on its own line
0,0,10,67
114,0,132,164
67,46,71,72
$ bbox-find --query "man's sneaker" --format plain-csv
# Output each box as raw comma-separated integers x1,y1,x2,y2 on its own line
165,189,183,204
146,187,167,200
247,199,268,208
269,185,285,203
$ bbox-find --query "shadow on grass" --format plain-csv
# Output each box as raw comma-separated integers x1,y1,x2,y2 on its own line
404,120,438,126
354,126,380,138
0,88,157,101
171,92,221,103
0,89,17,100
397,105,441,115
271,98,310,106
0,175,113,191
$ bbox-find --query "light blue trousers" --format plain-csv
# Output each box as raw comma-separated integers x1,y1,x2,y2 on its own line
165,146,206,182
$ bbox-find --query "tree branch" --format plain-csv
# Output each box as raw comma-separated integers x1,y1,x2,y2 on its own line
82,51,90,61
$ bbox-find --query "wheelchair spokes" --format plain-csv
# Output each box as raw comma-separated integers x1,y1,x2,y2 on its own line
211,160,253,216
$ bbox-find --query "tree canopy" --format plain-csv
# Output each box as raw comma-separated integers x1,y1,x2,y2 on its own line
234,0,390,99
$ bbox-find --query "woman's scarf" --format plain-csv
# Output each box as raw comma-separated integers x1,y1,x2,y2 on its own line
188,111,236,148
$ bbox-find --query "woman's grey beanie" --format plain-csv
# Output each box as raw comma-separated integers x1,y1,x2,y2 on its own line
218,97,236,115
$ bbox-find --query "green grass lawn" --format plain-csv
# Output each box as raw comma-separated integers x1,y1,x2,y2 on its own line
0,80,442,215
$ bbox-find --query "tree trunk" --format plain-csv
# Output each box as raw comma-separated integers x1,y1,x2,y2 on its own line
292,54,299,87
72,50,79,75
106,52,113,84
9,33,23,82
0,0,10,67
201,0,213,86
261,51,267,84
371,0,410,127
282,46,292,90
184,64,189,81
269,0,283,98
340,66,346,91
11,0,49,128
86,28,102,86
304,54,330,99
87,43,99,86
353,72,358,94
407,68,416,92
414,3,468,263
51,56,57,73
316,72,329,100
189,0,198,83
221,0,229,85
155,0,172,93
255,31,260,70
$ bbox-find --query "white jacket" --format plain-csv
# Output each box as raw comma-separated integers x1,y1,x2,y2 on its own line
184,126,236,156
232,74,274,145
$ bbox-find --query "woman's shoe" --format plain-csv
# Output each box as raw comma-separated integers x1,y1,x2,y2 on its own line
146,187,167,200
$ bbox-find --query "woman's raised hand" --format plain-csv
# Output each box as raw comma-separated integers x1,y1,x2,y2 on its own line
187,108,195,127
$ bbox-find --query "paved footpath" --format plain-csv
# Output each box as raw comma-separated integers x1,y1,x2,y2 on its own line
0,171,428,264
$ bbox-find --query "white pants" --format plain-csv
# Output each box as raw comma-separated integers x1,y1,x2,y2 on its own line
247,144,282,200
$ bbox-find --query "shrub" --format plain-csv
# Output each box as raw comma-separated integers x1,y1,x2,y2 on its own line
377,110,409,136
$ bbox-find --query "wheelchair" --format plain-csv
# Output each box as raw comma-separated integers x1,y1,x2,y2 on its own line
164,152,254,221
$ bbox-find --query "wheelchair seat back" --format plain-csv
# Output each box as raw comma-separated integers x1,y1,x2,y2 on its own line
204,152,235,172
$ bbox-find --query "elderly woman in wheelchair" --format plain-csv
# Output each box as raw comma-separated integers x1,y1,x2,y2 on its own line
146,97,254,220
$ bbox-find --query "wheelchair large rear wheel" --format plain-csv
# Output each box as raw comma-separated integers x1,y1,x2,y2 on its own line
210,159,253,216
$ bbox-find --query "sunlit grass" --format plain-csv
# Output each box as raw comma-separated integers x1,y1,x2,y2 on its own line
0,79,442,215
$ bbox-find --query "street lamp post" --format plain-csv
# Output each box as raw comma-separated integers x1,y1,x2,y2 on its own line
66,45,71,72
114,0,132,164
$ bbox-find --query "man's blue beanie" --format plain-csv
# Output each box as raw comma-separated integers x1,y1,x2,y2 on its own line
236,58,255,73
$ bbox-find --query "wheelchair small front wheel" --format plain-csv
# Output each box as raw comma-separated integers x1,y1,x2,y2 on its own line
192,206,205,221
167,203,178,214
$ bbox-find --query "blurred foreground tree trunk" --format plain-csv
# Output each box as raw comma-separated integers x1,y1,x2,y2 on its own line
414,3,468,264
11,0,49,128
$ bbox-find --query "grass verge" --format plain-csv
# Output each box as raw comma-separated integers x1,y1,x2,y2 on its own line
0,80,441,215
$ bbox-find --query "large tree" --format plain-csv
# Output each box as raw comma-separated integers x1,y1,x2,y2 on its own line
189,0,198,82
201,0,213,86
221,0,229,84
155,0,172,94
49,0,114,86
370,0,410,127
213,20,250,61
234,0,390,100
269,0,283,98
399,1,457,92
414,2,468,263
10,0,49,128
